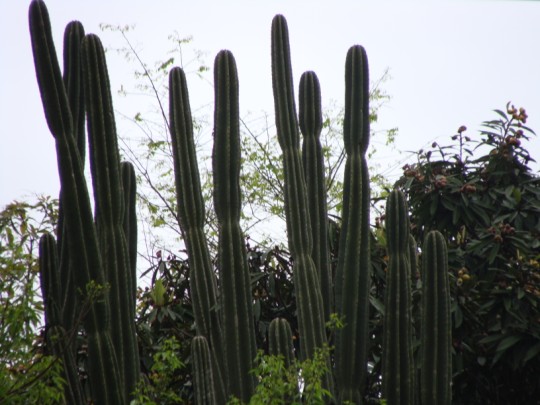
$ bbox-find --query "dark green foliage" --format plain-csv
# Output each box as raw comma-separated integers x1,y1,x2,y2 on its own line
398,107,540,404
420,231,451,405
382,190,414,405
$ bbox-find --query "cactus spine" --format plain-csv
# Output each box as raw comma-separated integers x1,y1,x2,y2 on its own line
334,45,372,403
383,189,415,405
299,71,332,322
421,231,452,405
213,50,258,401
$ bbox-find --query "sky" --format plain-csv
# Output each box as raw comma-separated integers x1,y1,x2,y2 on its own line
2,0,540,210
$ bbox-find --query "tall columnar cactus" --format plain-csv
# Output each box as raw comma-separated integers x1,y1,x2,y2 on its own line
383,189,415,405
299,71,332,322
30,2,124,403
271,14,333,394
30,1,140,403
169,66,226,403
334,45,372,404
268,317,295,368
81,33,140,399
212,49,258,401
421,231,452,405
57,20,85,339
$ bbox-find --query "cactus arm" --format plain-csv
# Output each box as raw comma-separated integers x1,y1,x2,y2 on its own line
212,50,257,401
382,189,415,405
334,45,372,403
421,231,452,405
57,20,85,338
299,71,332,322
121,161,138,314
169,66,226,403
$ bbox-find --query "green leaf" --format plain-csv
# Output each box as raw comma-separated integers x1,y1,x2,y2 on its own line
496,335,522,352
523,342,540,364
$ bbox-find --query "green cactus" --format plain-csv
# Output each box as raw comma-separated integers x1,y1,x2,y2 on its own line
169,66,227,403
81,33,140,399
31,4,456,403
39,233,86,405
271,14,333,394
212,49,258,401
121,161,138,312
334,45,372,404
268,318,295,368
299,71,333,322
55,20,86,339
383,189,415,405
192,336,218,405
31,1,141,402
421,230,452,405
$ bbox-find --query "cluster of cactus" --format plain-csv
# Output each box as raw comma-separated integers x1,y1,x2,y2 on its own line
31,1,452,404
30,0,139,403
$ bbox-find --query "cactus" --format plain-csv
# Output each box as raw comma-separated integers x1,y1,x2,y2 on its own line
82,33,140,398
57,20,85,340
333,45,372,404
268,318,295,368
31,4,456,403
121,161,138,311
271,14,334,395
383,189,415,405
31,1,140,402
169,66,227,403
192,336,218,405
299,71,333,322
39,233,86,405
212,50,258,401
421,231,452,405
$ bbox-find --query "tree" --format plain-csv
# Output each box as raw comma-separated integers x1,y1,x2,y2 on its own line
397,104,540,404
0,197,65,404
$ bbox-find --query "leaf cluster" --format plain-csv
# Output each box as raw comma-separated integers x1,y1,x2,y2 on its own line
397,104,540,404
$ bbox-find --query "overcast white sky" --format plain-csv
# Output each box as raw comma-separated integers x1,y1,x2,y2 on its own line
2,0,540,208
